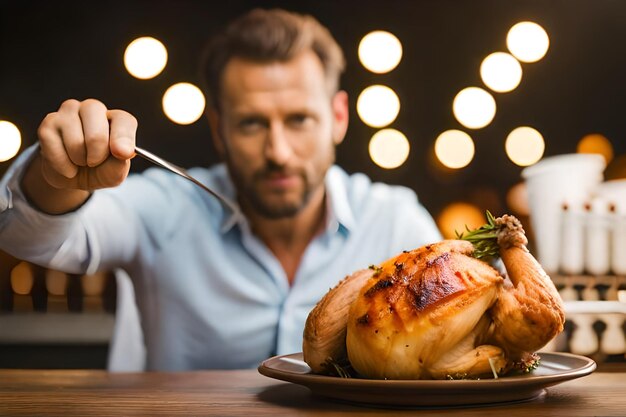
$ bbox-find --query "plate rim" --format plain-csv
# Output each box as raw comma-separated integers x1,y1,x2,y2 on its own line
258,351,597,390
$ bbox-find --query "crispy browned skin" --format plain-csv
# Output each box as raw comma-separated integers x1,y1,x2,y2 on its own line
346,240,505,379
358,240,495,316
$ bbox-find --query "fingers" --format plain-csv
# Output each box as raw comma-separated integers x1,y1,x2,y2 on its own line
38,105,80,179
92,155,131,188
56,99,88,167
79,99,110,167
41,155,131,191
106,109,137,160
37,99,138,191
39,148,77,188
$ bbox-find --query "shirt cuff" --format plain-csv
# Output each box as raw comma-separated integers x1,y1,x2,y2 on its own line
0,143,40,212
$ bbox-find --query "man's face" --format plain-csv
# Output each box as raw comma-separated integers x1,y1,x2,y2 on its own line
214,51,348,219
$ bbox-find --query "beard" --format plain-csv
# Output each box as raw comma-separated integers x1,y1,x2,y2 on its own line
226,160,317,219
247,165,311,219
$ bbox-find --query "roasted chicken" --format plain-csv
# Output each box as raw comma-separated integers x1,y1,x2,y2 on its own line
303,214,565,379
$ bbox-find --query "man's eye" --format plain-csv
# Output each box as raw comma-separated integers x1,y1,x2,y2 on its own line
238,118,265,132
287,114,312,128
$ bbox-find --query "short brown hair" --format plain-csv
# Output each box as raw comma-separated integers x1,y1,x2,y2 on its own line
200,8,346,108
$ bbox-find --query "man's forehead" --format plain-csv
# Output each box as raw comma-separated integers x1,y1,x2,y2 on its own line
222,51,325,87
219,51,328,101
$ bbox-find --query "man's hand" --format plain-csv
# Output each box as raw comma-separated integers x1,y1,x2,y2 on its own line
21,99,138,214
37,98,137,190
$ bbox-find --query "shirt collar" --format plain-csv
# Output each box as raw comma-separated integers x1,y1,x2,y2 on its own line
196,164,240,234
217,164,355,235
324,165,355,234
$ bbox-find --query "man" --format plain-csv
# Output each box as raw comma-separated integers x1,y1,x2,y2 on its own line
0,8,441,370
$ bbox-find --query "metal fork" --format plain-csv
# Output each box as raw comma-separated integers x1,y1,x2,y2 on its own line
134,146,240,215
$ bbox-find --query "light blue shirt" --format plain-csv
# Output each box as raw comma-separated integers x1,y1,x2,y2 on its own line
0,146,441,370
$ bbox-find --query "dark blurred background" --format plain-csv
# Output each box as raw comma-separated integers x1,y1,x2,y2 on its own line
1,0,626,370
1,0,625,227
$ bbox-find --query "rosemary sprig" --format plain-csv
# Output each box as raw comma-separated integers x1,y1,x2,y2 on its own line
330,361,353,378
456,210,500,259
324,358,355,378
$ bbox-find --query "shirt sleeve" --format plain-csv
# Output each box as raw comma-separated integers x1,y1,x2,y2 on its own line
0,144,141,274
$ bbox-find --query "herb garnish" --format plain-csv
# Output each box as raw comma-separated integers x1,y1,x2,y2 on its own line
368,264,383,277
456,210,500,259
324,358,356,378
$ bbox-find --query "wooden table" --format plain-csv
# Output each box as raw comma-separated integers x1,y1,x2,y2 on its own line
1,369,624,416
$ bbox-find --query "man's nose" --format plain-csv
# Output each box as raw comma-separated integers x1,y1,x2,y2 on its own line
265,123,293,165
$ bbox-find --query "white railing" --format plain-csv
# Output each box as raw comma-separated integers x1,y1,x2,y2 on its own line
543,275,626,357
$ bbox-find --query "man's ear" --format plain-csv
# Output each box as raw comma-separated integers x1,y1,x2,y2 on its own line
207,107,226,158
331,90,349,146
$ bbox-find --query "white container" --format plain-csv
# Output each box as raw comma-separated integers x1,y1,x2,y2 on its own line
612,211,626,275
584,197,611,276
559,200,585,275
594,180,626,274
522,154,605,273
595,179,626,204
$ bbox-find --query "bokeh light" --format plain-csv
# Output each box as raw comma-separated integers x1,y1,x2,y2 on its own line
480,52,523,93
124,37,168,80
434,129,475,169
506,182,530,216
505,126,545,166
452,87,496,129
577,133,614,165
356,85,400,128
82,272,108,296
162,82,206,125
506,22,550,63
0,120,22,162
469,187,503,215
368,128,410,169
45,269,68,296
10,262,34,295
605,154,626,180
437,202,485,239
358,30,403,74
